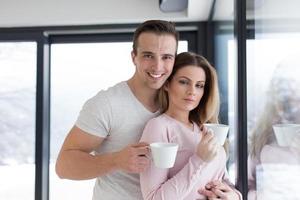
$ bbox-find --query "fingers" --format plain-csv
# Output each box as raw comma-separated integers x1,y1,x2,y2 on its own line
132,142,150,156
198,188,218,198
202,129,219,146
117,143,152,173
131,142,149,147
201,130,215,143
197,128,220,161
199,181,233,200
198,181,220,197
200,124,207,132
137,156,150,165
204,135,219,155
210,180,231,192
131,145,151,170
211,188,226,199
205,182,214,190
134,156,150,172
135,147,150,157
126,154,150,173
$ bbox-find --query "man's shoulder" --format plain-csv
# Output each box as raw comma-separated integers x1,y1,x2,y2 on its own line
89,81,136,114
92,81,128,100
107,81,127,92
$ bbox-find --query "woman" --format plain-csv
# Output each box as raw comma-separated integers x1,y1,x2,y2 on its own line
248,56,300,200
140,52,241,200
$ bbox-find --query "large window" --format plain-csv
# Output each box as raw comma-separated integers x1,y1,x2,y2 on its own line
246,34,300,200
49,41,188,200
0,42,36,200
213,1,300,198
211,0,239,186
0,22,222,200
245,1,300,200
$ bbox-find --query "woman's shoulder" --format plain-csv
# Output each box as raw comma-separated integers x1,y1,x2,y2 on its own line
260,143,298,164
146,113,175,127
141,114,177,142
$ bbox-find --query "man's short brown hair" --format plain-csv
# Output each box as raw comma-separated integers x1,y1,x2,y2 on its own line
132,20,179,54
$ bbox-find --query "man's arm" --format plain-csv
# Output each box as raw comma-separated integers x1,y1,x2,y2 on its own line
56,125,150,180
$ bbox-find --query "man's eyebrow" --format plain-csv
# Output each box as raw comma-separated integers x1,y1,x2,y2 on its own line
162,53,175,57
141,51,154,54
141,51,174,56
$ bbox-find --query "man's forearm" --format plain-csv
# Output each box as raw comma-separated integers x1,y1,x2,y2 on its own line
56,150,118,180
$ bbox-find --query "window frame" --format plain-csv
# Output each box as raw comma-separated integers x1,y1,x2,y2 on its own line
0,22,203,200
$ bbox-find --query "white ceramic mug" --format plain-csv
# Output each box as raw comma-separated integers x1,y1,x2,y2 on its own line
150,142,178,168
272,124,300,147
204,123,229,145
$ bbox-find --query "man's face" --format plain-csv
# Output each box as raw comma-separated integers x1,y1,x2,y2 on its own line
131,32,177,90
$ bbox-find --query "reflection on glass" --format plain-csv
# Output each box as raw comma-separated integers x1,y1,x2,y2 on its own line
247,47,300,200
50,41,187,200
0,42,36,200
246,0,300,198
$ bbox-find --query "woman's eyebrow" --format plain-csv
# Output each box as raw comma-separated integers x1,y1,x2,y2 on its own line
178,76,205,82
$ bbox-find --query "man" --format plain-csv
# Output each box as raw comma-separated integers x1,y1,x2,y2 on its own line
55,20,179,200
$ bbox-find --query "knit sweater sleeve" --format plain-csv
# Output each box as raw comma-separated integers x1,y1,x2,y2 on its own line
139,118,207,200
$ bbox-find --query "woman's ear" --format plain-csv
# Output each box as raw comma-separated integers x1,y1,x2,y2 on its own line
164,81,170,92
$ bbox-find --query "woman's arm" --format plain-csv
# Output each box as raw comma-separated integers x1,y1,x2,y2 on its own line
140,118,210,200
140,154,207,200
198,165,243,199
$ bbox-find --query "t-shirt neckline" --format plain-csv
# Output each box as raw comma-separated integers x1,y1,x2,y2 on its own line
123,81,160,115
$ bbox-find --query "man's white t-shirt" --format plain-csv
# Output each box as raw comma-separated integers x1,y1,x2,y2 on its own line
76,81,158,200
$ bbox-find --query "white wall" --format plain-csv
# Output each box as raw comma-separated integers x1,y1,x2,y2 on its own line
0,0,212,27
1,0,299,28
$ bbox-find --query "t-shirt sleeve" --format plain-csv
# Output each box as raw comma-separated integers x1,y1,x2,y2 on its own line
75,91,112,138
140,118,207,200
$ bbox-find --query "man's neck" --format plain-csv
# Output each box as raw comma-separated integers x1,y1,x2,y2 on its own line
127,78,159,113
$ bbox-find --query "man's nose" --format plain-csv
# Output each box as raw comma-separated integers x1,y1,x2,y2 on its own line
151,57,163,70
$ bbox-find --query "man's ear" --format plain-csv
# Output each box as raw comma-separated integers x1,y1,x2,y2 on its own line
131,50,137,65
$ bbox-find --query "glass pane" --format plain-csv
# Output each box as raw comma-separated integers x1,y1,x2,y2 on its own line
214,22,237,184
0,42,36,200
247,1,300,199
50,41,188,200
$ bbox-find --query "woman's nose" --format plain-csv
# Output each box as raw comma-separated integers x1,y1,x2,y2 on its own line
187,86,196,95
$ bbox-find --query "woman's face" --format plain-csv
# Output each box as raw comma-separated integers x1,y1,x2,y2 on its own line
165,65,206,113
274,79,300,123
